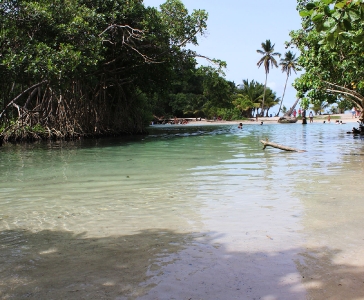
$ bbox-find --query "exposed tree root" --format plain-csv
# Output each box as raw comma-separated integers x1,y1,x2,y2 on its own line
0,80,150,145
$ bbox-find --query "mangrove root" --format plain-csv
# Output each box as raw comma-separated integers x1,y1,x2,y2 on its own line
260,140,306,152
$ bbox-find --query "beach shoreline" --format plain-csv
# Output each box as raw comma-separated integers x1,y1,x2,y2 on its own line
161,113,361,126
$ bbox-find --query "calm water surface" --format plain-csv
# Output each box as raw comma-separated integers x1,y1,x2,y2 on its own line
1,123,364,299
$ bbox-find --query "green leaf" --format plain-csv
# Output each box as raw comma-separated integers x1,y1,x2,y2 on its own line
327,33,336,47
322,0,334,4
343,19,352,30
324,6,332,16
323,18,336,28
318,39,326,45
348,9,361,21
353,33,364,42
306,3,316,10
329,24,338,33
316,21,325,32
299,10,311,17
335,1,347,9
312,13,324,22
340,31,354,38
332,11,341,20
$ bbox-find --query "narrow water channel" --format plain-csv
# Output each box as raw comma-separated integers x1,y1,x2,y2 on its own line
1,123,364,299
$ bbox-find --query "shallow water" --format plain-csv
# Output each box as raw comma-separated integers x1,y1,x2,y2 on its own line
1,123,364,299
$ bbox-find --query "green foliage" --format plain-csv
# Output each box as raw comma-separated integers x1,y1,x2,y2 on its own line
155,64,233,119
300,98,310,110
280,51,299,77
159,0,208,47
282,105,288,114
298,0,364,47
1,0,227,140
0,0,104,83
290,2,364,114
256,40,281,74
233,79,278,118
311,99,330,114
337,98,352,112
216,108,242,121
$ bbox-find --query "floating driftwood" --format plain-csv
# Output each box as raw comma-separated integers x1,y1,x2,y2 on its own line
260,140,306,152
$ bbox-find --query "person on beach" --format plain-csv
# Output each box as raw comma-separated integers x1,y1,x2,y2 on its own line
352,107,356,118
293,109,297,118
309,111,314,123
298,108,302,117
327,114,331,123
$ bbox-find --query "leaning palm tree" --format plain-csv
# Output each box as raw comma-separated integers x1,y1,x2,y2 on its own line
257,40,281,116
277,51,298,116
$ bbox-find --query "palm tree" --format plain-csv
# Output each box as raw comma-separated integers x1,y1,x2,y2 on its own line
236,79,265,117
257,40,281,116
277,51,298,116
264,89,280,117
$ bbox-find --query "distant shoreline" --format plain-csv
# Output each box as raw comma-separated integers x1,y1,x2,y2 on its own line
152,113,360,127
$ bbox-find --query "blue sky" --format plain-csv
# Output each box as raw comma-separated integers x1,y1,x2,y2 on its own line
143,0,303,114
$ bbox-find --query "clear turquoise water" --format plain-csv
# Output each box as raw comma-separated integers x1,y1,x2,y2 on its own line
1,122,364,299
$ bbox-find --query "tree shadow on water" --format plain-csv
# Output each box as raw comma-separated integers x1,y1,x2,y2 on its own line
0,229,192,300
1,229,364,300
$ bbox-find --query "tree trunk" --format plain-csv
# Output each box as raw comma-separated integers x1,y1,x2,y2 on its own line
284,98,300,117
302,110,307,124
277,74,289,116
261,72,268,116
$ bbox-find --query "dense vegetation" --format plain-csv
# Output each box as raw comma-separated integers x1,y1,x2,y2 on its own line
290,0,364,118
0,0,289,144
0,0,217,142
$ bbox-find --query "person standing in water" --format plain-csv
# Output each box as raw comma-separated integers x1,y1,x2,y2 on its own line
309,111,314,123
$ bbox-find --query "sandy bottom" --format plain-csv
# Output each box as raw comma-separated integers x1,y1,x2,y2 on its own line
3,185,363,300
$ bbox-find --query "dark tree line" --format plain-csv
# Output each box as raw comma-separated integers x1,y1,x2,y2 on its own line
0,0,230,142
0,0,285,144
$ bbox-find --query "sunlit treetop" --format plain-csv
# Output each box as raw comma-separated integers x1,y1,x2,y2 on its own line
298,0,364,47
